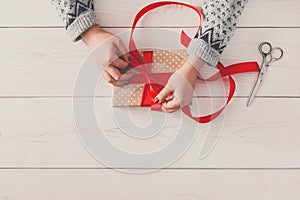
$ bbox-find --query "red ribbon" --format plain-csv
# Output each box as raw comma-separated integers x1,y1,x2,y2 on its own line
126,1,260,123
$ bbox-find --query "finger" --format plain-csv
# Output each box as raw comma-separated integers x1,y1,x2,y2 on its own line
111,56,128,69
154,87,172,104
115,80,129,87
114,38,130,62
106,65,122,81
102,71,128,87
162,99,180,110
102,70,116,85
161,105,180,113
161,106,168,113
119,72,135,81
165,94,174,101
163,107,180,113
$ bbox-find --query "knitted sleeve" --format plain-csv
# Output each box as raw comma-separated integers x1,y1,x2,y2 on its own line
51,0,97,41
187,0,248,67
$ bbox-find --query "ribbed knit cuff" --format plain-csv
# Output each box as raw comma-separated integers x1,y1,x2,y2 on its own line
187,38,220,67
66,11,97,42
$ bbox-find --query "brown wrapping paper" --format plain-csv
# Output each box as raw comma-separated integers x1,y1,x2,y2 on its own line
112,49,188,106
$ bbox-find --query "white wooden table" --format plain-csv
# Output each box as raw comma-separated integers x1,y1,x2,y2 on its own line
0,0,300,199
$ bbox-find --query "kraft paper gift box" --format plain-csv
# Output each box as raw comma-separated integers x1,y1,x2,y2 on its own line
112,49,189,107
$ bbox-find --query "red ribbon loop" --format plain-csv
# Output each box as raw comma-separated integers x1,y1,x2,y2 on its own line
126,1,260,123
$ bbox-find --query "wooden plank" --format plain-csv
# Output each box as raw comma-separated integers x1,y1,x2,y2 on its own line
1,0,300,27
0,98,299,168
0,169,299,199
94,0,300,27
0,28,87,97
0,0,61,27
0,28,299,97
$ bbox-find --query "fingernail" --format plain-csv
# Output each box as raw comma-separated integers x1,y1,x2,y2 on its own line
153,97,159,104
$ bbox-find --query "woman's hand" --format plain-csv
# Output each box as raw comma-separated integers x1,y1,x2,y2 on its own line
154,55,205,113
82,25,132,86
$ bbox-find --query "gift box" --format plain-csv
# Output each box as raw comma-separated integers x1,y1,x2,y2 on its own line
112,49,188,107
109,1,260,124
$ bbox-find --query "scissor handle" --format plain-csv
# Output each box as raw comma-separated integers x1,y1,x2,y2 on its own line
259,42,284,66
270,47,284,61
259,42,272,55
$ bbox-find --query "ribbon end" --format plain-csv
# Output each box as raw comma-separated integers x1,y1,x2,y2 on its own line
151,104,162,112
180,30,192,48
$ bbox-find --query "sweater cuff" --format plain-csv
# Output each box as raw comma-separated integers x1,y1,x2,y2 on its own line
66,11,97,42
187,38,220,67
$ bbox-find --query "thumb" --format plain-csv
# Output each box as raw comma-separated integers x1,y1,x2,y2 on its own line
154,87,172,104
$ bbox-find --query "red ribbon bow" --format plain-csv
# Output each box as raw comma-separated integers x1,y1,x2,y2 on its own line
126,1,260,123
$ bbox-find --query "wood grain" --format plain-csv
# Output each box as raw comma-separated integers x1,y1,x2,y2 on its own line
0,169,299,200
0,98,299,168
94,0,300,27
0,28,299,97
0,0,299,198
1,0,300,27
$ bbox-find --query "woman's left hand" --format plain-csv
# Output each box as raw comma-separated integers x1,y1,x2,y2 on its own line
154,55,205,113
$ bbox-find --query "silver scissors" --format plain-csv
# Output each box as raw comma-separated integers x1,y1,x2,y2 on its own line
247,42,283,106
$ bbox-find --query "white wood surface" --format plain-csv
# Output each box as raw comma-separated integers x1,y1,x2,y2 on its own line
0,28,299,97
1,0,300,27
0,0,299,199
0,98,299,168
0,169,299,199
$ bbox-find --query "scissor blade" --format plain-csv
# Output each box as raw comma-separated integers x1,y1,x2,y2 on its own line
247,75,263,107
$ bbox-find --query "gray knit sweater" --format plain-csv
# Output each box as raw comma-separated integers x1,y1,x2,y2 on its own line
51,0,248,66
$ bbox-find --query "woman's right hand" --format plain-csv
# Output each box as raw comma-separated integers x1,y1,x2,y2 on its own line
82,25,133,86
